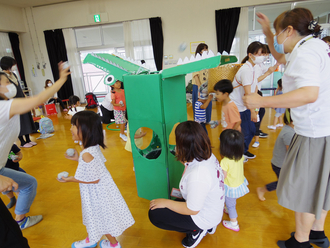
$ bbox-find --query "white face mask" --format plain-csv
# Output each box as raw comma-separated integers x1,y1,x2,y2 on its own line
47,83,52,87
252,55,265,65
1,83,17,99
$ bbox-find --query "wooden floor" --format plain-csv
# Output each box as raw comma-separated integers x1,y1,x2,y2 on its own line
2,101,328,248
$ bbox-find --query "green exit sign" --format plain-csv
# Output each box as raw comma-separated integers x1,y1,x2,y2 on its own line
94,14,101,23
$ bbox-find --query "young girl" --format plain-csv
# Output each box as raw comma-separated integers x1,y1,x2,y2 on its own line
65,95,85,120
44,79,68,112
257,109,295,201
111,80,127,142
267,79,285,130
220,129,249,232
58,111,134,248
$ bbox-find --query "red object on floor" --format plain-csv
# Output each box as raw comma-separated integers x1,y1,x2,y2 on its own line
45,103,57,115
33,117,41,121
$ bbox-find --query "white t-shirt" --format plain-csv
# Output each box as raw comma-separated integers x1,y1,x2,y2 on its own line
282,35,330,138
179,154,225,230
101,93,113,111
0,100,20,169
67,106,85,116
254,63,268,91
230,61,258,112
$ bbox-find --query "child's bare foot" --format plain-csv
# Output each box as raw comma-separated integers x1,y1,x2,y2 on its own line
257,187,266,201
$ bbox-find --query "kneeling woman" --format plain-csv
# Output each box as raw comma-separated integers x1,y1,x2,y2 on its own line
149,121,225,248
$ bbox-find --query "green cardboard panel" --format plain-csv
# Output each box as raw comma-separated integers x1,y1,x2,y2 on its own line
168,152,184,199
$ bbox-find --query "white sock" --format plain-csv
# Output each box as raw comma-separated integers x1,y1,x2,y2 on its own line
231,221,238,226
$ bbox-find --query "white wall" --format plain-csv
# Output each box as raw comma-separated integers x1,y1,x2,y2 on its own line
3,0,295,95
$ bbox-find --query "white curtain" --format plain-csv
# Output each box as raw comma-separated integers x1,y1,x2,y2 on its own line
123,19,156,71
0,32,14,58
231,7,249,63
62,28,85,101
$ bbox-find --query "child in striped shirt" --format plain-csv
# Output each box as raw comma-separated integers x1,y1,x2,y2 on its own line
194,85,213,134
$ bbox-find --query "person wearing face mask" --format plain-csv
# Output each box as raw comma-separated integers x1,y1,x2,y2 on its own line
0,56,36,148
44,79,68,111
0,63,69,243
230,41,265,161
244,8,330,248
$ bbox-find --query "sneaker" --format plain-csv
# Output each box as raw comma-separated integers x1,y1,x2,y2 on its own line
259,132,268,138
74,140,79,144
182,229,207,248
20,143,33,148
244,151,256,159
100,240,121,248
124,130,127,133
79,141,83,146
268,125,276,130
207,226,217,235
29,141,37,146
276,124,283,127
71,238,97,248
18,215,43,230
222,220,240,232
252,142,259,148
243,157,248,163
120,134,127,142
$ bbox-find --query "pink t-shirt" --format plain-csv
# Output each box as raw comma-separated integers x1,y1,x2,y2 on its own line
221,101,241,131
111,89,126,111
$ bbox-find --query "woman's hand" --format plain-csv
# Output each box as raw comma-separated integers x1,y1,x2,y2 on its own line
256,12,271,35
243,93,263,110
58,62,71,81
0,175,18,192
12,151,23,163
65,149,79,161
150,198,169,210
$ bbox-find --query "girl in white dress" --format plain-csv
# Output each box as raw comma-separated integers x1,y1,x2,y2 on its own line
58,111,135,248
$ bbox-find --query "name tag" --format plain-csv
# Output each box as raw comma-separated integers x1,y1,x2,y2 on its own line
171,188,183,199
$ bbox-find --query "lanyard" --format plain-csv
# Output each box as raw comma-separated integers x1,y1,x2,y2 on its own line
298,36,314,48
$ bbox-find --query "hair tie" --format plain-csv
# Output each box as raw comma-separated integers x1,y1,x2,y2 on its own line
308,20,323,37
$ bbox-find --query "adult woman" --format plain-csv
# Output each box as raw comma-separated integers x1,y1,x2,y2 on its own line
0,56,36,148
230,41,265,160
192,43,212,123
0,63,69,245
44,79,68,112
244,8,330,248
149,121,225,248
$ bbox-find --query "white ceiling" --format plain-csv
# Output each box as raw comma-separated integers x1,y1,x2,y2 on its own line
0,0,81,8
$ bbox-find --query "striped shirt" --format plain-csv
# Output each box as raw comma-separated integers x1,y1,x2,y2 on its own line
194,101,206,123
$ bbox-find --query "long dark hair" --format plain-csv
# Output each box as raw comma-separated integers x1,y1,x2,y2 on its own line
175,121,212,162
220,129,244,161
195,43,208,56
241,41,264,63
71,111,106,149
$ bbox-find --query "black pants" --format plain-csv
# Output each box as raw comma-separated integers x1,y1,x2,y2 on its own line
254,107,265,136
265,164,281,191
100,105,114,124
0,199,30,248
48,98,66,110
148,208,200,233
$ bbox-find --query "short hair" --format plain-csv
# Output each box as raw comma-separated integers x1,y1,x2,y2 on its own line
220,129,244,161
71,111,106,149
175,121,212,162
214,79,233,94
0,56,16,70
44,79,52,88
277,79,282,88
283,108,293,125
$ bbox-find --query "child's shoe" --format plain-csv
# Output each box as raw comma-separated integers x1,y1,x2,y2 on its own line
74,140,79,144
267,125,276,130
223,220,240,232
120,133,127,142
71,238,97,248
252,141,259,148
276,124,283,127
100,240,121,248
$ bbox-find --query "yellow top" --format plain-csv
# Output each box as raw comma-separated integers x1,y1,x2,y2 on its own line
125,123,143,152
220,156,245,188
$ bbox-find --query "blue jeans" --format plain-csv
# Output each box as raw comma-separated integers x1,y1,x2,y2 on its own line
0,167,37,215
192,85,212,123
240,109,256,153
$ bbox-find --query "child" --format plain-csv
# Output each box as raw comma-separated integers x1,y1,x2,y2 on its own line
100,91,114,124
65,95,85,120
4,144,26,209
111,80,128,141
212,79,241,132
58,111,135,248
124,112,146,152
44,79,68,112
268,79,285,130
257,109,295,201
220,129,249,232
194,84,213,134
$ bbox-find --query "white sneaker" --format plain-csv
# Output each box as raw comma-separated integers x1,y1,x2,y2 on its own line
72,238,97,248
252,142,259,148
223,220,240,232
74,140,79,144
243,157,248,163
276,124,283,127
100,240,121,248
19,215,43,230
267,125,276,130
120,133,128,142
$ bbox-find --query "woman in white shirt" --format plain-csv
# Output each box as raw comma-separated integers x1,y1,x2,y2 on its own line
100,92,114,124
149,121,225,248
0,63,69,246
244,8,330,248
